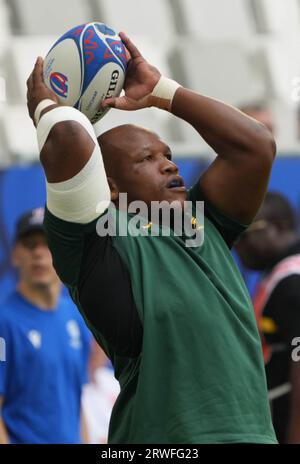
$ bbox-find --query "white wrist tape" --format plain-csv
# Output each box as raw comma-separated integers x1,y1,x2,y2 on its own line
36,106,97,152
150,76,181,111
36,105,110,223
34,99,57,125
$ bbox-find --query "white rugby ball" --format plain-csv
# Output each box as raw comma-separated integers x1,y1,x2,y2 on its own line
43,22,127,124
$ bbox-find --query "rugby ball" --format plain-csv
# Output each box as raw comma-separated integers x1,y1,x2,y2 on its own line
43,22,127,124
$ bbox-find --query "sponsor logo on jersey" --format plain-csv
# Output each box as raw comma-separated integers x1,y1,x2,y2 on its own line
0,337,5,361
28,330,42,349
66,320,82,349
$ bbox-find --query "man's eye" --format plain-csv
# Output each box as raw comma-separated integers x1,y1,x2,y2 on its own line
166,154,172,160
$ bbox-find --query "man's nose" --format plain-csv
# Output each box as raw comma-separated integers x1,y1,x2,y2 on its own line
160,158,178,175
31,243,48,255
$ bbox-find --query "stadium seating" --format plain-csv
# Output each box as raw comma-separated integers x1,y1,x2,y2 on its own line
4,36,56,103
251,0,300,34
174,0,255,39
0,0,299,163
93,0,176,40
169,39,267,106
0,0,10,57
1,105,38,164
8,0,94,35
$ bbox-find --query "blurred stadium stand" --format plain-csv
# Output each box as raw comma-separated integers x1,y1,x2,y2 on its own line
173,0,255,39
252,0,300,34
0,0,300,161
8,0,93,35
92,0,176,40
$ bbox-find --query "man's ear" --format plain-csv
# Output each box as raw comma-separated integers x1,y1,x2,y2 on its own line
107,177,119,202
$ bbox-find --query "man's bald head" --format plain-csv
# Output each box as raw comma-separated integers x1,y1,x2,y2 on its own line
96,123,184,208
97,124,160,177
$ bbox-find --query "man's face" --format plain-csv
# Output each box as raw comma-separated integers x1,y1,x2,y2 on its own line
101,126,187,208
236,207,281,271
12,231,58,288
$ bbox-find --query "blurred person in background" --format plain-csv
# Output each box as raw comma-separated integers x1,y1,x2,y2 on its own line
82,339,119,444
236,192,300,444
0,208,90,444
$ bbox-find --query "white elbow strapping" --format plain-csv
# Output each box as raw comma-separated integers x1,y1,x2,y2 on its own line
36,106,97,152
37,106,110,223
46,144,111,223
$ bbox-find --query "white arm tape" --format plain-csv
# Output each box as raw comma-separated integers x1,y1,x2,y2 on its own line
37,106,110,223
46,144,110,223
37,106,98,152
150,76,181,111
34,99,57,126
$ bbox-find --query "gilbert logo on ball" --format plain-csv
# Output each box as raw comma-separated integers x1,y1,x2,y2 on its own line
43,22,127,123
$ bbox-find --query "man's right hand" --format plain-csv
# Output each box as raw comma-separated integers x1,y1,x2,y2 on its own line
26,57,59,126
101,32,161,112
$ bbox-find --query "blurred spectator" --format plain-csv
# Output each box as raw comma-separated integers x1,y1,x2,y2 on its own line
0,208,91,444
82,338,119,444
240,102,275,135
236,192,300,443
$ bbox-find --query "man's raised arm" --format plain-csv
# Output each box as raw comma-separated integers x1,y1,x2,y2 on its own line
103,33,276,225
27,57,110,223
171,88,276,224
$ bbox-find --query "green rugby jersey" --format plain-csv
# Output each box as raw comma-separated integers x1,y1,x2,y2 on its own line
44,184,277,444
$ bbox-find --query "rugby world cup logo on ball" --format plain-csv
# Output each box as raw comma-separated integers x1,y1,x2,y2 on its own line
49,72,68,98
43,22,128,123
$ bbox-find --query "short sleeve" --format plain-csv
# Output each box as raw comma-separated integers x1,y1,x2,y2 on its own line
45,207,143,359
43,207,100,287
188,183,249,248
78,229,143,358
